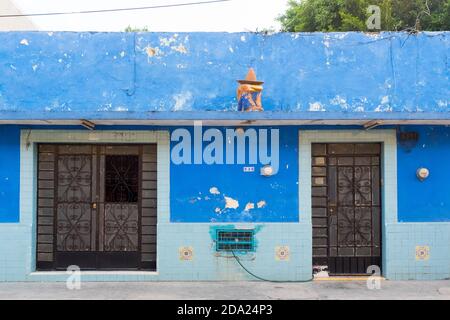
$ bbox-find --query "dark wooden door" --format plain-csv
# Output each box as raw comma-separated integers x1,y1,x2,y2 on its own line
312,143,382,275
36,144,157,271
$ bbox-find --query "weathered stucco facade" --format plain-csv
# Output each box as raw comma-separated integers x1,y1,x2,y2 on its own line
0,32,449,281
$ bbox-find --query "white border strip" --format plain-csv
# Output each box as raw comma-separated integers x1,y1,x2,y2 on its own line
298,129,398,223
298,129,398,275
20,130,170,274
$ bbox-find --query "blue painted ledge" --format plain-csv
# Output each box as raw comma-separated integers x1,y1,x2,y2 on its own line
1,111,450,121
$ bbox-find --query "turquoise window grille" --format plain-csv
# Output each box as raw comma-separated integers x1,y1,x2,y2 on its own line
216,230,255,252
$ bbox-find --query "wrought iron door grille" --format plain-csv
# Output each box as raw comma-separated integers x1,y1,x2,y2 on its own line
311,143,382,275
105,155,139,203
216,230,254,252
36,144,158,271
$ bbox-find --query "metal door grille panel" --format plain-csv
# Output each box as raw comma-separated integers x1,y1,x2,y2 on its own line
56,203,92,251
104,204,139,252
312,143,382,275
105,155,139,203
56,153,93,252
36,144,157,271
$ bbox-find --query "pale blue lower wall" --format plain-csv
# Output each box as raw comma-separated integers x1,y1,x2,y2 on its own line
0,223,312,282
384,223,450,280
156,223,312,281
1,221,449,282
0,224,34,281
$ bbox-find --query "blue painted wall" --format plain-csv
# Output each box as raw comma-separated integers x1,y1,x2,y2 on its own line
170,126,299,222
0,32,448,116
2,125,450,223
397,126,450,222
0,126,20,222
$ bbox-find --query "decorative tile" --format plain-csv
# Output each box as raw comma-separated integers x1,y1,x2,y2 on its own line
275,246,290,261
179,246,194,261
415,245,430,261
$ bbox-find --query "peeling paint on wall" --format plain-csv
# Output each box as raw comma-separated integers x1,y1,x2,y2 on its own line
172,91,193,111
309,102,324,112
209,187,220,195
160,36,177,47
224,196,239,209
256,200,266,209
145,46,160,57
171,43,188,54
244,202,254,211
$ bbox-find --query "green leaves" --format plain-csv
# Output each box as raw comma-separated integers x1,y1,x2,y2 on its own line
278,0,450,32
340,11,366,31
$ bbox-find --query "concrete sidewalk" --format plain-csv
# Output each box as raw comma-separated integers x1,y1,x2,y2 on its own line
0,280,449,300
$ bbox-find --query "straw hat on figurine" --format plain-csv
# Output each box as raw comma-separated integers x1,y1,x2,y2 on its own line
237,68,264,86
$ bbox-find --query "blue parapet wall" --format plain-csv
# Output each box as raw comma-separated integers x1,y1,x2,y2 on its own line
0,32,448,116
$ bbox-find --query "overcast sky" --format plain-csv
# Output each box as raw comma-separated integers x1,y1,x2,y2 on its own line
11,0,290,32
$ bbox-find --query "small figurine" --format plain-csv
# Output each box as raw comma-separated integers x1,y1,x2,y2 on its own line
237,68,264,112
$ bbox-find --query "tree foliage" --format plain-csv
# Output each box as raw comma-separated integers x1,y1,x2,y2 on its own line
278,0,450,32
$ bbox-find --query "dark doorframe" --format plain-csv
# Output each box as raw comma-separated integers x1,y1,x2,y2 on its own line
36,144,157,271
311,143,382,275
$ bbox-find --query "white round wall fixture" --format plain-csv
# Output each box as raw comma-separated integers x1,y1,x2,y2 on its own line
260,165,274,177
416,167,430,181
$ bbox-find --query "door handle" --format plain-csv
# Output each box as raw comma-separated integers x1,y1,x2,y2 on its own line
92,203,97,210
